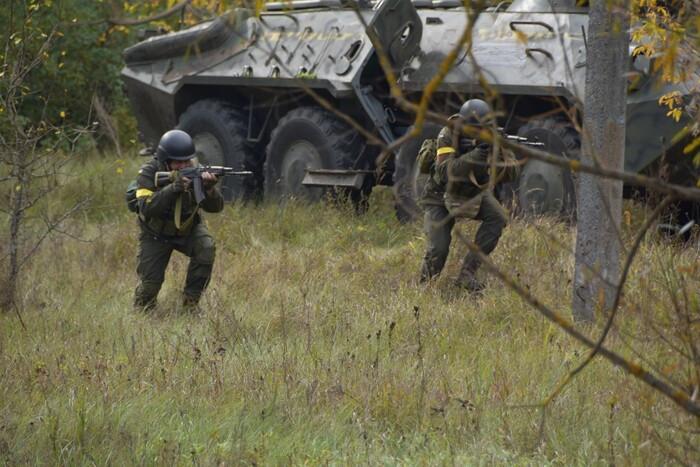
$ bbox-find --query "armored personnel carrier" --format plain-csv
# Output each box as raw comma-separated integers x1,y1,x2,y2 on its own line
121,0,693,219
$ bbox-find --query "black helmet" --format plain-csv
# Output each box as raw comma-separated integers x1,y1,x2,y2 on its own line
456,98,492,126
156,129,196,164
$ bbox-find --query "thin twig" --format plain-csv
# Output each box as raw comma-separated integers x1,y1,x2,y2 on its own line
454,230,700,416
541,195,675,406
12,300,27,331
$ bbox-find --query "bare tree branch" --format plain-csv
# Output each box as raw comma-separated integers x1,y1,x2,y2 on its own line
542,195,675,406
17,198,91,271
454,229,700,417
495,136,700,202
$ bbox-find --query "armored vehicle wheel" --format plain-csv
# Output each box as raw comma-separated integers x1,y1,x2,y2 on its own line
516,118,580,217
264,107,361,201
178,99,261,201
393,123,442,223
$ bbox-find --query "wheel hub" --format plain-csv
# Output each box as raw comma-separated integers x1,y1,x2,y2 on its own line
518,159,567,215
280,140,322,198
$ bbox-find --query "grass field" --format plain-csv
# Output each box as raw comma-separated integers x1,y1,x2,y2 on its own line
1,155,698,465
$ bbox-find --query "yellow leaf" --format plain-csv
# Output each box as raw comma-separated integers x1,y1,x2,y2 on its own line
15,185,21,191
59,111,66,118
658,91,681,108
666,108,682,122
514,30,528,44
624,210,632,227
683,137,700,155
116,167,124,174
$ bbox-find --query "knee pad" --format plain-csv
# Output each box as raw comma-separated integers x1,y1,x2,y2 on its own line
193,237,216,265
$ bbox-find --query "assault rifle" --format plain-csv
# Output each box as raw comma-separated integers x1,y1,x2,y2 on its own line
155,166,253,204
459,132,545,152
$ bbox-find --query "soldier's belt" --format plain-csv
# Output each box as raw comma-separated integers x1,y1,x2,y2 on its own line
444,192,484,219
143,215,197,237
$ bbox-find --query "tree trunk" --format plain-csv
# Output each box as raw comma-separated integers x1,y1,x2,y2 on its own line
572,0,630,322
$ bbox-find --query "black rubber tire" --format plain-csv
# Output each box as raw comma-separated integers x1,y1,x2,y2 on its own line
264,107,362,201
392,123,442,223
516,118,580,218
178,99,261,201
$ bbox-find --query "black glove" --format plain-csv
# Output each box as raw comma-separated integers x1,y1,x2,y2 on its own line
202,174,218,189
476,143,491,158
170,174,191,193
171,177,185,193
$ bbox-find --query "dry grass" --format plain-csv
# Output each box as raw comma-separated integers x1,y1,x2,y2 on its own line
0,155,698,465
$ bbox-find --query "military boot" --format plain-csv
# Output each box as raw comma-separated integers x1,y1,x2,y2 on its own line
455,253,485,294
181,294,202,315
133,285,159,312
133,297,157,313
419,262,435,283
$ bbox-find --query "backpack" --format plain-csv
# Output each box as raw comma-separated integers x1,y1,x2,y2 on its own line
416,138,437,174
125,180,139,213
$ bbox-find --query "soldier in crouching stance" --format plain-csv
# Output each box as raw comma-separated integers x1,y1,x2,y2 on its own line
419,99,508,292
133,129,224,311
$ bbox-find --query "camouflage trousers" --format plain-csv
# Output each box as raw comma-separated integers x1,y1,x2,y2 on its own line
134,222,216,310
420,193,507,283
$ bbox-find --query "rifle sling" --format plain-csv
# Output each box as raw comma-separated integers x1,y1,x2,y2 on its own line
174,194,199,232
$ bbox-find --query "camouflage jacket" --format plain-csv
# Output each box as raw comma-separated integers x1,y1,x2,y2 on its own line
420,124,491,206
440,144,491,202
135,158,224,238
420,124,458,206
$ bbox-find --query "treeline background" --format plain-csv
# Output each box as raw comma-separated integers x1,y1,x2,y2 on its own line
1,0,252,151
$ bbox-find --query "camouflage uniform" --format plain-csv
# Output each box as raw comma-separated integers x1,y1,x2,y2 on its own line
419,124,508,288
133,158,224,310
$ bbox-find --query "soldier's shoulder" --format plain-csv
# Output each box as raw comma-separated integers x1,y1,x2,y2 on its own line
136,158,159,187
437,126,454,148
138,158,159,175
438,126,452,139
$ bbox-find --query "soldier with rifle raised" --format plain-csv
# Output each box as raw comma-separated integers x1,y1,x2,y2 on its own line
132,129,248,312
419,99,509,293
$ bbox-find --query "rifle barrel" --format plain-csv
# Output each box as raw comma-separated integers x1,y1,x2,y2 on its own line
200,166,253,176
504,134,545,147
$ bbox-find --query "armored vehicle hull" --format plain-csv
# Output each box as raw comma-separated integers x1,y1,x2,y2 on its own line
121,0,694,219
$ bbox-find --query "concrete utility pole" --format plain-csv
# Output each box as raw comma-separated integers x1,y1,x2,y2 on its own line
572,0,631,322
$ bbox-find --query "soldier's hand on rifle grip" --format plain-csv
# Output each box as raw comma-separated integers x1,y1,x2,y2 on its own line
171,173,191,193
202,171,218,190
